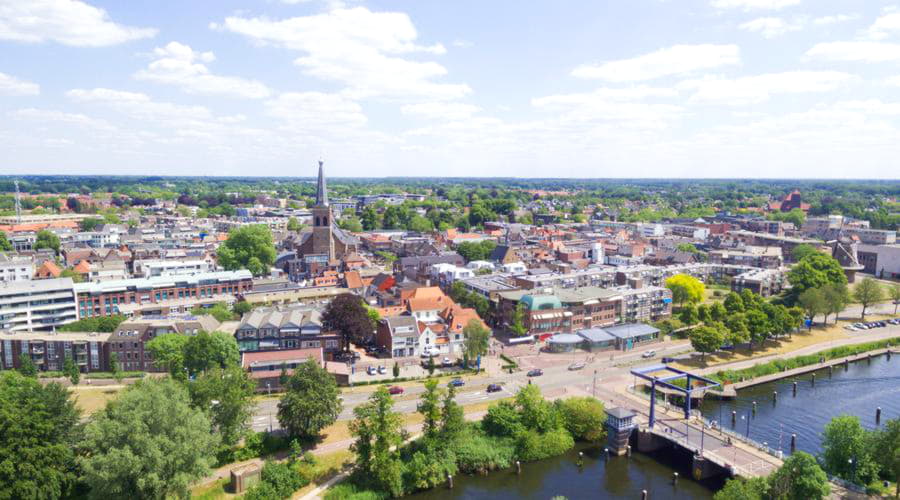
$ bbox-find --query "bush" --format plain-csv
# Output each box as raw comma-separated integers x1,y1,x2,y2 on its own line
482,400,523,437
262,461,309,498
557,397,607,442
243,481,281,500
515,428,575,462
216,431,289,464
450,431,516,474
402,446,457,492
323,480,388,500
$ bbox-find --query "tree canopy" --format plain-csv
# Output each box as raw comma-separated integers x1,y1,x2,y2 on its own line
787,253,847,300
217,224,276,276
665,273,705,306
188,364,256,446
321,293,373,350
183,331,240,377
277,358,342,439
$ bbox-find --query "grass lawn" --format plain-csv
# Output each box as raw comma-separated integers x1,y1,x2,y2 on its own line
290,450,354,499
191,478,232,500
70,385,123,415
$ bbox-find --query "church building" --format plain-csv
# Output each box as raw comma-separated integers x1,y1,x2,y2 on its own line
295,161,359,265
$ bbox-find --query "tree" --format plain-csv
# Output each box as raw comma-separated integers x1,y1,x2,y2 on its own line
392,361,400,378
80,378,219,500
0,372,81,500
183,331,240,376
321,293,373,350
109,351,123,383
232,300,252,317
709,302,727,322
0,230,12,252
714,476,768,500
665,274,705,307
217,224,276,276
791,243,819,262
821,283,850,324
417,379,442,440
787,253,847,300
339,216,363,232
440,384,465,438
145,333,188,378
676,242,699,253
33,229,60,253
360,206,379,230
557,397,606,442
348,387,405,497
871,418,900,497
768,451,830,500
679,304,699,325
723,292,745,314
426,354,435,375
279,362,289,387
820,415,878,484
286,216,303,232
79,217,103,231
463,320,490,371
690,325,724,363
456,240,497,263
63,356,80,385
798,287,826,330
192,302,235,323
745,309,770,350
696,303,711,323
17,352,37,377
510,302,528,336
277,359,342,439
59,268,84,283
890,284,900,315
189,364,256,446
853,277,884,320
724,313,751,346
408,214,434,233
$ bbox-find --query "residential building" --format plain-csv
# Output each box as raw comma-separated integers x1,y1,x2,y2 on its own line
241,347,327,390
496,287,622,336
109,314,220,371
730,268,785,297
0,254,33,283
0,330,108,372
133,258,215,277
0,278,79,332
708,246,783,269
234,305,340,355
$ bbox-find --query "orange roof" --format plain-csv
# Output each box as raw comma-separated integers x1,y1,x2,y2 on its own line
73,261,91,273
36,260,62,277
407,296,452,311
408,286,445,299
344,271,363,289
375,306,406,317
0,221,77,233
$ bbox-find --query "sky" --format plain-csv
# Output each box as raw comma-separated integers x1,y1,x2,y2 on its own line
2,0,900,179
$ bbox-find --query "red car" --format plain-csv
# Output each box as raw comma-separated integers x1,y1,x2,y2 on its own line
388,386,404,395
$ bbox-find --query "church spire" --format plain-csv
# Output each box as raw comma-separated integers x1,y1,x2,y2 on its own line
315,159,329,207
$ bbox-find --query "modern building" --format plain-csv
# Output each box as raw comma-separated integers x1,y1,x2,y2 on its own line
0,254,33,283
730,268,786,297
0,278,79,332
133,258,215,278
496,287,622,336
0,330,109,372
857,244,900,280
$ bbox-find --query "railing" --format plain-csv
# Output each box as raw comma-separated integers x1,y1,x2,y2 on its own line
700,417,785,461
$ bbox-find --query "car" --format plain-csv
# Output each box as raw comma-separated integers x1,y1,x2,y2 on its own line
877,321,887,327
844,325,858,331
448,378,465,387
853,323,868,329
442,357,452,367
377,365,387,375
527,369,543,377
642,350,656,359
420,349,435,359
388,386,404,395
486,383,502,393
568,361,586,371
366,366,376,375
661,357,676,363
890,319,900,325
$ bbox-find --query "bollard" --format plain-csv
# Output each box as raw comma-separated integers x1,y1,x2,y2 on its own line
845,359,849,370
604,447,609,460
790,434,796,453
448,474,453,489
672,472,679,486
876,407,882,425
732,411,737,425
792,381,797,396
888,350,892,360
773,391,777,403
627,445,632,457
811,373,816,386
578,451,584,467
752,401,757,415
516,460,521,474
641,489,648,500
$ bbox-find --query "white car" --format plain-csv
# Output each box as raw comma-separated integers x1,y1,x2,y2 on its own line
377,365,387,375
442,357,452,367
366,366,377,375
642,350,656,359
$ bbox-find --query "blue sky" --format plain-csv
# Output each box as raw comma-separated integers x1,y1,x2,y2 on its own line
2,0,900,179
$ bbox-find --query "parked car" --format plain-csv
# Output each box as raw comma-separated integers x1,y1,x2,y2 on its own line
420,350,434,359
388,386,404,395
448,378,465,387
442,357,452,367
527,369,543,377
377,365,387,375
661,357,676,363
486,383,502,393
568,361,586,371
366,366,376,375
844,325,858,331
642,350,656,359
853,323,868,329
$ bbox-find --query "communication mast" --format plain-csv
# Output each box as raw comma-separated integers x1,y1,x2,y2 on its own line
14,180,22,224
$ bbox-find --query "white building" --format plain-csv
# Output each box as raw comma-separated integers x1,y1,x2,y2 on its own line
0,254,33,283
429,263,475,283
133,258,215,278
501,262,527,274
0,278,79,332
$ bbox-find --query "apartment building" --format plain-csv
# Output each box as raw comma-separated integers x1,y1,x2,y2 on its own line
616,286,673,323
75,270,253,317
496,286,622,336
0,278,79,332
730,268,785,297
0,254,33,283
0,330,108,372
109,314,220,371
234,306,340,354
133,258,215,278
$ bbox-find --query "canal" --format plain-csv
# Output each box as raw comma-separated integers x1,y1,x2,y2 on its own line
700,353,900,457
412,444,718,499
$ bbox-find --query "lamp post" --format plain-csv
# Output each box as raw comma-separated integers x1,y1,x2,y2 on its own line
848,458,857,485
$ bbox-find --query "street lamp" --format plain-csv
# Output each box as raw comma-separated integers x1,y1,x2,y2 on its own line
848,458,857,484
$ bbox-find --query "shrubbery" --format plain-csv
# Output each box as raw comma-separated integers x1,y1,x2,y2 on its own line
515,428,575,461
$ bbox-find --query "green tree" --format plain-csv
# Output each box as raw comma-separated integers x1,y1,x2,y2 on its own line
723,292,745,314
0,372,81,500
339,216,363,232
791,243,819,262
277,359,342,439
360,206,379,230
456,240,497,262
440,384,465,439
724,313,751,346
853,277,884,320
890,283,900,315
417,379,442,440
348,387,405,497
145,333,188,378
408,214,434,233
426,355,435,375
515,384,560,434
183,331,240,376
696,303,711,323
820,415,878,484
79,217,103,231
191,302,235,322
768,451,830,500
286,216,303,232
59,268,84,283
714,476,768,500
787,253,847,300
63,356,80,385
745,309,770,350
709,302,727,322
279,362,289,387
321,293,373,350
80,378,219,500
189,364,256,446
690,325,724,362
34,229,60,253
392,361,400,378
798,287,826,330
871,418,900,496
217,224,276,276
665,274,705,306
17,352,37,377
109,351,123,383
679,303,699,325
232,300,252,317
556,397,606,442
0,230,12,252
821,283,850,324
510,302,528,336
463,319,490,371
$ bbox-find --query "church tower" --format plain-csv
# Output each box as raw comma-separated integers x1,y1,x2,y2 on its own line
311,160,335,260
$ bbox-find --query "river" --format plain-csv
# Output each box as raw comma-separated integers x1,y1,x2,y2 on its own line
700,353,900,457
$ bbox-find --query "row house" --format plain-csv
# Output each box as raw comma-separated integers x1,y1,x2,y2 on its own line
75,270,253,318
0,331,108,373
234,306,340,355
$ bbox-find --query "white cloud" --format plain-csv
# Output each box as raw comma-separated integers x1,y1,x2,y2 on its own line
134,41,272,99
215,7,469,100
9,108,112,129
572,44,740,82
739,17,803,38
0,72,39,95
806,41,900,62
680,71,855,105
710,0,801,10
867,11,900,40
812,14,859,26
401,101,481,120
265,92,367,130
0,0,156,47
